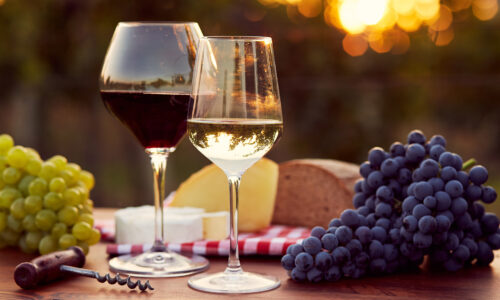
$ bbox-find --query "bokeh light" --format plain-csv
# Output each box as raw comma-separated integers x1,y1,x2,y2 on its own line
259,0,499,55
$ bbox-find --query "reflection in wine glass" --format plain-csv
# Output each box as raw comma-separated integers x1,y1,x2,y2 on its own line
99,22,209,277
187,36,283,293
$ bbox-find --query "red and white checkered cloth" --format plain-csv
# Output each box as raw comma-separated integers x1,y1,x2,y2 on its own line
95,219,311,256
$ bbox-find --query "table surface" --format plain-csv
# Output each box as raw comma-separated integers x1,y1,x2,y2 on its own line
1,208,499,300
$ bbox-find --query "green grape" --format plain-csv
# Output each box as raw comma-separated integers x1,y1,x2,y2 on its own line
25,147,41,160
66,163,82,174
39,161,58,181
18,175,36,197
43,192,64,211
0,178,5,190
2,167,22,185
86,228,101,245
63,188,81,206
59,170,76,187
38,235,57,255
48,155,68,172
25,158,42,176
22,214,38,232
72,221,91,240
6,146,28,169
28,178,48,196
51,222,68,239
59,233,77,249
35,209,57,231
49,177,67,193
1,228,20,246
77,213,94,227
7,214,23,233
0,134,14,155
19,234,36,254
76,185,89,203
0,187,21,208
79,170,95,190
0,156,7,173
25,231,43,250
83,199,94,213
10,197,26,219
58,206,78,226
0,211,7,231
77,241,89,255
24,195,43,214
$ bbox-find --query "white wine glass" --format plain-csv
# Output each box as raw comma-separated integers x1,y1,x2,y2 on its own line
99,22,209,277
187,36,283,293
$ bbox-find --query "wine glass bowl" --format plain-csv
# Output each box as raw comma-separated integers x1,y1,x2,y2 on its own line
99,22,209,277
187,36,282,293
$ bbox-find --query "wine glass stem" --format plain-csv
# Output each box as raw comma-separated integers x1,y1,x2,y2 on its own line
147,148,170,252
226,175,242,273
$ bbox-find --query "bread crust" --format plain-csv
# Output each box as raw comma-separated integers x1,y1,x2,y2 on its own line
272,159,360,228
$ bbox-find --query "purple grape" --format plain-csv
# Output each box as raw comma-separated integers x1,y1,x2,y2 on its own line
429,135,446,147
370,258,387,273
456,171,469,187
341,209,360,228
332,246,351,265
375,202,392,218
367,171,385,189
423,196,437,209
481,213,499,234
295,252,314,272
390,142,405,157
311,226,326,239
375,218,391,231
324,265,342,281
435,191,452,211
482,186,497,204
381,159,399,177
428,177,444,192
321,233,339,251
445,233,459,251
440,166,457,182
353,193,366,208
465,185,482,201
429,144,445,161
360,161,374,178
306,267,323,282
329,218,342,228
452,154,463,171
436,214,451,232
336,226,353,245
402,196,418,213
487,233,500,250
418,215,437,234
355,251,370,268
476,241,494,265
398,168,412,185
420,159,439,178
413,232,432,248
315,251,333,270
371,226,387,243
355,226,373,244
406,144,426,164
403,215,418,232
407,130,426,145
469,165,488,185
451,197,468,216
342,261,356,277
414,182,433,201
368,147,386,168
287,244,304,257
439,152,455,168
412,204,431,220
291,268,307,281
445,180,463,198
281,254,295,270
376,186,394,202
346,239,363,256
302,236,322,255
369,240,384,259
354,179,363,193
384,243,399,261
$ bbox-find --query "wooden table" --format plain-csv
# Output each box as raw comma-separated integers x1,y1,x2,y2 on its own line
1,208,499,299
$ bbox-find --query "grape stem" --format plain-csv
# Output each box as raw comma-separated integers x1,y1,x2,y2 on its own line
462,158,476,171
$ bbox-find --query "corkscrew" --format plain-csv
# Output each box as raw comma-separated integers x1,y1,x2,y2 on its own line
14,246,154,291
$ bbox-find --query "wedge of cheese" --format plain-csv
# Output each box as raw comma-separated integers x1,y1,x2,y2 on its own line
170,158,279,232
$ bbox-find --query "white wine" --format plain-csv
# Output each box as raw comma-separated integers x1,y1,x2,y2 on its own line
188,118,283,175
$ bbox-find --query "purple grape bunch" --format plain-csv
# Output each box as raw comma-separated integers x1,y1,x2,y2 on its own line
281,130,499,282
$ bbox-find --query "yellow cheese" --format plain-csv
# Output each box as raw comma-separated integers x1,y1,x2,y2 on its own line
170,158,278,232
202,212,229,240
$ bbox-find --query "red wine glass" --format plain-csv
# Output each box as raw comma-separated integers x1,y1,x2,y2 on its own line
99,22,208,277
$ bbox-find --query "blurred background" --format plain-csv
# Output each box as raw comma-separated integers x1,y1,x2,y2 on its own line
0,0,499,213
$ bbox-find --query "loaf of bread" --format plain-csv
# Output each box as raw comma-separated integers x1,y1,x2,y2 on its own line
272,159,360,228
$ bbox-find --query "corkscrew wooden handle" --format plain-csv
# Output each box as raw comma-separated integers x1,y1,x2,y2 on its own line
14,246,86,289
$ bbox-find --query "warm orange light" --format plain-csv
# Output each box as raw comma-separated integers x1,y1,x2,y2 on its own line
298,0,323,18
429,27,455,46
369,32,394,53
392,0,415,15
342,34,369,56
259,0,499,55
472,2,499,20
429,5,453,31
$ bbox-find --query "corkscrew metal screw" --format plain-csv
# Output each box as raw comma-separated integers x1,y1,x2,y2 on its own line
60,265,154,291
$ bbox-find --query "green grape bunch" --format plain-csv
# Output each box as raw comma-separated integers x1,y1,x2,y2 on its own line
0,134,100,255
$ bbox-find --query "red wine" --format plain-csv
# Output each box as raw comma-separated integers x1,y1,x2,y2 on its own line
100,91,190,149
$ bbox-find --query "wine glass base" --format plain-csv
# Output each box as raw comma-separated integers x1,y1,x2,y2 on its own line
108,251,209,278
188,270,280,294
